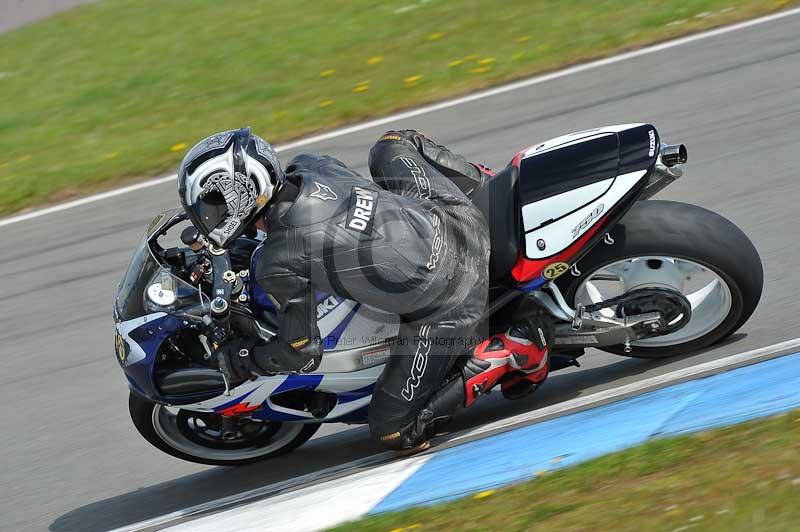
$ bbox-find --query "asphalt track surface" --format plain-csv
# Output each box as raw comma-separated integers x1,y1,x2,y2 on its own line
1,11,799,532
0,0,96,34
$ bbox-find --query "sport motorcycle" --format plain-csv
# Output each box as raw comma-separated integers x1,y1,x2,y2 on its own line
114,124,763,465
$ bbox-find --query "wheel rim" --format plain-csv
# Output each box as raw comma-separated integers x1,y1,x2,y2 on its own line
573,256,733,347
151,405,306,462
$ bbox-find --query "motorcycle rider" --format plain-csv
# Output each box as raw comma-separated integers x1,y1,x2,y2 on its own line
177,127,552,451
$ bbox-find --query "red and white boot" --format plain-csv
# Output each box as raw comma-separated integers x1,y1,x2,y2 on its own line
463,318,553,406
391,316,554,454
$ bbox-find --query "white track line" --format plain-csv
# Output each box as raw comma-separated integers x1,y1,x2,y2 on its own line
111,337,800,532
107,451,393,532
2,6,800,229
165,455,432,532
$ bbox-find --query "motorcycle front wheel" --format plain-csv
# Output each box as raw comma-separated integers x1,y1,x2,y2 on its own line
129,392,320,466
557,200,763,358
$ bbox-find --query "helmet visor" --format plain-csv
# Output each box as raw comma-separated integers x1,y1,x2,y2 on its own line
188,170,260,247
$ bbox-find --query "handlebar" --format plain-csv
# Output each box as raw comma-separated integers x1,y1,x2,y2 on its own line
202,244,235,347
141,213,240,365
165,243,235,348
206,244,234,317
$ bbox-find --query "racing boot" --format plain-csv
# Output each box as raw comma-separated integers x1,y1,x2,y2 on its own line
388,316,554,455
381,372,467,455
500,369,549,400
462,317,553,406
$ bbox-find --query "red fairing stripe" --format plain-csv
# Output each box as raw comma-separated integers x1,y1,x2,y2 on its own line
511,214,608,282
218,402,261,417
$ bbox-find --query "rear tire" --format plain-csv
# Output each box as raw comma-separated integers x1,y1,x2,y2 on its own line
129,392,320,466
557,200,763,358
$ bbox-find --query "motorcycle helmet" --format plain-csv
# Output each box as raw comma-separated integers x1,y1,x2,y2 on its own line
178,127,282,247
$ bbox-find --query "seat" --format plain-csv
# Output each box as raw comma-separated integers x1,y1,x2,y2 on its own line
471,165,521,281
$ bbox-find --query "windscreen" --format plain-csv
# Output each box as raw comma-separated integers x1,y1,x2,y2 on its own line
115,211,207,321
143,267,208,315
115,235,160,321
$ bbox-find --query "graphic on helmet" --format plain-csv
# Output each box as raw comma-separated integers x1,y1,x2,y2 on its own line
178,128,283,247
200,170,259,237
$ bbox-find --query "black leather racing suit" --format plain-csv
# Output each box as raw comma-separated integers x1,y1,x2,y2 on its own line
254,131,490,449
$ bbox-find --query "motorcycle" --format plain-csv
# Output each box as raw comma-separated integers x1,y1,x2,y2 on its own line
114,124,763,465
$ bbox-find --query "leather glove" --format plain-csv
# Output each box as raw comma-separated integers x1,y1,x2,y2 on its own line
215,337,263,385
216,336,323,385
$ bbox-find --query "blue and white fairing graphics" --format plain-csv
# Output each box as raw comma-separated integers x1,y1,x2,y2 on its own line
114,234,401,420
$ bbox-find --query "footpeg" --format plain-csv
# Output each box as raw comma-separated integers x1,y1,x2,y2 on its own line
572,304,584,331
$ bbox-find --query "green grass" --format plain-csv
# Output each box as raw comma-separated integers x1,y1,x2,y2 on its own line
0,0,797,214
332,410,800,532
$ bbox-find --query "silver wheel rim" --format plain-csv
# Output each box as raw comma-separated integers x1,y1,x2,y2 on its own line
574,256,733,347
151,405,305,462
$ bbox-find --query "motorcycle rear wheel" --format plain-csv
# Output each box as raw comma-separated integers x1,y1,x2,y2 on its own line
129,392,320,466
557,200,763,358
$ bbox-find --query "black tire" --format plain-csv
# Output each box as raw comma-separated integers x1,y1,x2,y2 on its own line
129,392,321,466
556,200,763,358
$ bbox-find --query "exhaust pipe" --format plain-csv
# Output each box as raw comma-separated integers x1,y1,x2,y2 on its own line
639,142,688,200
660,144,688,167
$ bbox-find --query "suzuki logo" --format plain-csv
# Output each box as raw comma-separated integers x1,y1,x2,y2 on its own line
316,295,341,319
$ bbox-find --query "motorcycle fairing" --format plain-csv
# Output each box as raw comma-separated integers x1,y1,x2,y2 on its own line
510,124,659,284
523,169,647,259
183,365,384,422
116,313,219,404
118,310,384,420
518,131,619,205
114,214,395,416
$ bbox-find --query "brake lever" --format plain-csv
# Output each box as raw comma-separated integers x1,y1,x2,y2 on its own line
201,317,233,395
189,261,207,285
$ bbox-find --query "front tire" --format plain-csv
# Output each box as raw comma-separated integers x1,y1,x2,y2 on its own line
129,392,320,466
557,200,763,358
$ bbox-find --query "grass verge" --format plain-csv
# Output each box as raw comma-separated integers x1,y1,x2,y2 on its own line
0,0,797,214
332,410,800,531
